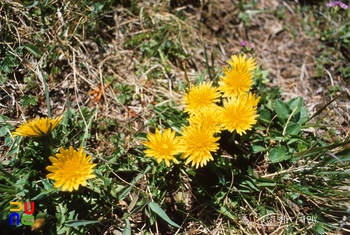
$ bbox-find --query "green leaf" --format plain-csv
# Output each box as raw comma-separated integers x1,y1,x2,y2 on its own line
123,219,131,235
65,220,100,227
287,97,309,124
294,139,350,158
24,0,39,8
336,148,350,161
135,132,148,141
269,146,290,163
285,123,301,136
23,44,42,58
274,99,290,123
316,148,350,168
31,180,57,200
118,165,151,200
251,142,266,153
314,222,324,234
0,126,8,137
255,178,276,187
258,109,272,124
93,2,105,13
0,184,17,194
41,179,53,190
243,178,259,191
219,205,237,221
118,94,126,104
148,202,181,228
0,114,9,122
287,97,303,115
20,95,38,108
0,166,17,183
31,188,58,201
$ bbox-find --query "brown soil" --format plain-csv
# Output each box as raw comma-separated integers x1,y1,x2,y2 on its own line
195,0,349,137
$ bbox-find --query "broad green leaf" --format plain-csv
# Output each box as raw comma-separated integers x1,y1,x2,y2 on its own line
269,146,290,163
109,186,117,198
240,176,259,192
87,178,102,194
287,137,303,145
287,97,303,115
93,2,105,13
31,188,58,201
23,44,42,58
258,109,272,124
0,126,8,137
274,99,290,123
0,114,9,122
148,202,181,228
42,179,54,190
285,123,301,136
65,220,100,227
56,203,67,227
20,95,38,108
314,222,324,234
219,205,237,221
251,142,266,153
298,106,309,124
118,94,127,104
244,178,259,191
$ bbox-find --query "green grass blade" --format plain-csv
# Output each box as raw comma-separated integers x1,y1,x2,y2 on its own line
118,165,151,201
64,220,100,227
43,73,51,118
123,219,131,235
148,201,181,228
306,93,342,122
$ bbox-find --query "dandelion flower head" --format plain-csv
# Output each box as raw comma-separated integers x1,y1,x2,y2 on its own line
179,124,220,168
220,93,260,135
46,146,96,192
219,69,254,97
227,54,257,72
183,81,220,115
219,54,257,97
12,116,63,138
188,105,223,133
143,128,181,167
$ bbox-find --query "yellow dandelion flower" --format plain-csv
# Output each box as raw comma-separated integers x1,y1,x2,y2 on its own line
183,81,220,115
227,54,257,72
143,128,181,167
188,105,223,133
219,54,257,97
12,116,63,138
220,93,260,135
46,146,96,192
219,69,254,97
179,125,220,168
